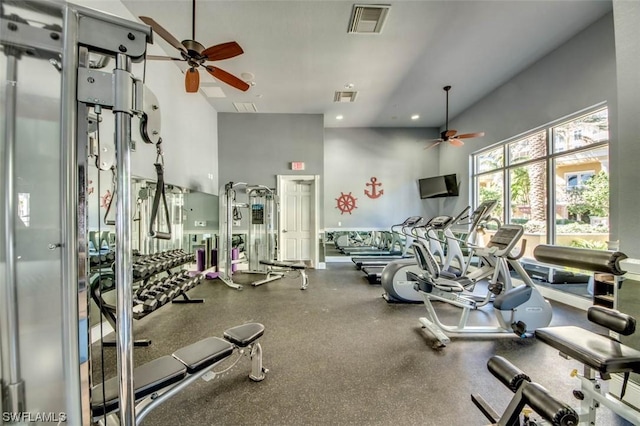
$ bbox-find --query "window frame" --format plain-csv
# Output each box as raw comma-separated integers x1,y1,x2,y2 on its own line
471,104,609,245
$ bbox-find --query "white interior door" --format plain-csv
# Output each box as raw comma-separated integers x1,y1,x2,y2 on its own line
281,180,312,261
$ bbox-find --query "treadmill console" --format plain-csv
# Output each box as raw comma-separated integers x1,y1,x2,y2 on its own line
426,216,454,230
402,216,424,226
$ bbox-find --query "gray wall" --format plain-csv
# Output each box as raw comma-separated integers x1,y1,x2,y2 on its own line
218,112,324,221
437,13,617,231
613,1,640,257
324,127,441,229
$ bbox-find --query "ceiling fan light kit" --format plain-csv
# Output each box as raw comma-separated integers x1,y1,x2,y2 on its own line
424,85,485,150
139,0,249,94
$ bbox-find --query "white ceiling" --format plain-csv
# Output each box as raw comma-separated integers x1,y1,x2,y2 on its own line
122,0,612,128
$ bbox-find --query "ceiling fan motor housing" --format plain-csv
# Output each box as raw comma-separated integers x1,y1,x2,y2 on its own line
182,39,206,58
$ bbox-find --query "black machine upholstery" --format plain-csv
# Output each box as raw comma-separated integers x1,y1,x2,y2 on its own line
172,337,234,374
536,307,640,375
91,356,187,417
224,323,265,347
487,355,531,393
521,382,579,426
259,260,306,270
474,356,578,426
92,323,266,419
588,305,636,336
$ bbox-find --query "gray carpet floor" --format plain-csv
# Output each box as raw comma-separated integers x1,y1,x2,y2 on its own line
91,263,631,425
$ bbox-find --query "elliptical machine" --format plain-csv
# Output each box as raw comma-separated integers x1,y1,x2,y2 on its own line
381,201,503,304
409,224,553,348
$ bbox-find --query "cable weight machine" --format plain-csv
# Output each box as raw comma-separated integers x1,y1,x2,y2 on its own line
218,182,280,289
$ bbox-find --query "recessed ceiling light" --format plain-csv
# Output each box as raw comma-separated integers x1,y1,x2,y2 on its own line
411,114,420,120
336,115,344,120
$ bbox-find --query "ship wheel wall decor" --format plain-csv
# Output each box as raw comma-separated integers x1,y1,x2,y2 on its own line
336,192,357,215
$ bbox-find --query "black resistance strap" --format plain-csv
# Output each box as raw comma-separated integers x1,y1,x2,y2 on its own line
149,144,171,240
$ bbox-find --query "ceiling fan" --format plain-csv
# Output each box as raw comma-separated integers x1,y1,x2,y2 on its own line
424,85,484,150
140,0,249,93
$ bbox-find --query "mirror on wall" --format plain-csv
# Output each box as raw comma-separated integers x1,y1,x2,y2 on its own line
182,189,219,257
129,177,219,254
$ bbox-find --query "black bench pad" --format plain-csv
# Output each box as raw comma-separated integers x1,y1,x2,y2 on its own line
224,323,265,347
259,260,306,270
536,326,640,374
172,337,234,374
91,355,187,417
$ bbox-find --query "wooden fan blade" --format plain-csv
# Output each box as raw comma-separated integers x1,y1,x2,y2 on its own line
185,67,200,93
202,41,244,61
424,141,441,150
204,66,250,91
146,55,184,61
444,129,457,138
140,16,186,53
449,138,465,147
456,132,485,139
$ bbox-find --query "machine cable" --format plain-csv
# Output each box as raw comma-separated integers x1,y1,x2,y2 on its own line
148,139,172,240
93,105,109,425
102,166,116,226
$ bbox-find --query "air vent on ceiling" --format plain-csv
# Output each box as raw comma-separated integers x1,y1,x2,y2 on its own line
233,102,258,112
334,91,358,103
348,4,390,34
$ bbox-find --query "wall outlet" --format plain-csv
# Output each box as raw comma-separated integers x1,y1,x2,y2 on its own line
195,221,206,227
338,221,342,227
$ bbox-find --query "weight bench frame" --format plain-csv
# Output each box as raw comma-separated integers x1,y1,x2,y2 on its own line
252,260,308,290
92,323,267,425
535,306,640,425
472,355,579,426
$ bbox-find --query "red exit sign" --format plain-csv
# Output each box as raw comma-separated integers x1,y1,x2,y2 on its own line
290,161,305,171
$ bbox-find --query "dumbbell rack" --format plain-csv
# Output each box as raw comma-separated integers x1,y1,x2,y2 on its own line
90,249,201,346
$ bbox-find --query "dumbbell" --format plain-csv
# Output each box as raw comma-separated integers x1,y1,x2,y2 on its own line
139,285,169,306
134,296,159,312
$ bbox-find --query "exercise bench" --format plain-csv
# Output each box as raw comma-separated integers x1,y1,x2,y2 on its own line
91,323,267,425
252,260,308,290
535,306,640,425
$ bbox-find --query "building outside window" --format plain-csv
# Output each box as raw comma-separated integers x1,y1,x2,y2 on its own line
472,107,610,293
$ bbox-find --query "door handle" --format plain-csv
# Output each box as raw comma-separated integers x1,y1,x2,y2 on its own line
282,230,287,233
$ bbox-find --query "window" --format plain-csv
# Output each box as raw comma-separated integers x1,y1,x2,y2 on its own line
565,171,594,190
472,106,609,256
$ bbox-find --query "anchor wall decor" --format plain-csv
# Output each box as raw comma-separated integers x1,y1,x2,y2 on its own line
364,177,383,199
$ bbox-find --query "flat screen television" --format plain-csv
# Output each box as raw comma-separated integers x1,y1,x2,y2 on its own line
418,174,459,199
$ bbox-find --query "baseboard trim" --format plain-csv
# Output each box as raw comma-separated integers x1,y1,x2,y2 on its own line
536,285,592,311
610,374,640,410
91,321,114,344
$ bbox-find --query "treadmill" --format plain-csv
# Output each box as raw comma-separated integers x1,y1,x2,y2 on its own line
353,216,423,268
358,216,425,284
340,231,398,256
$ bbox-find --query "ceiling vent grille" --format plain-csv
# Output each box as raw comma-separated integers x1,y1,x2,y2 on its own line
334,91,358,103
233,102,258,112
348,4,390,34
